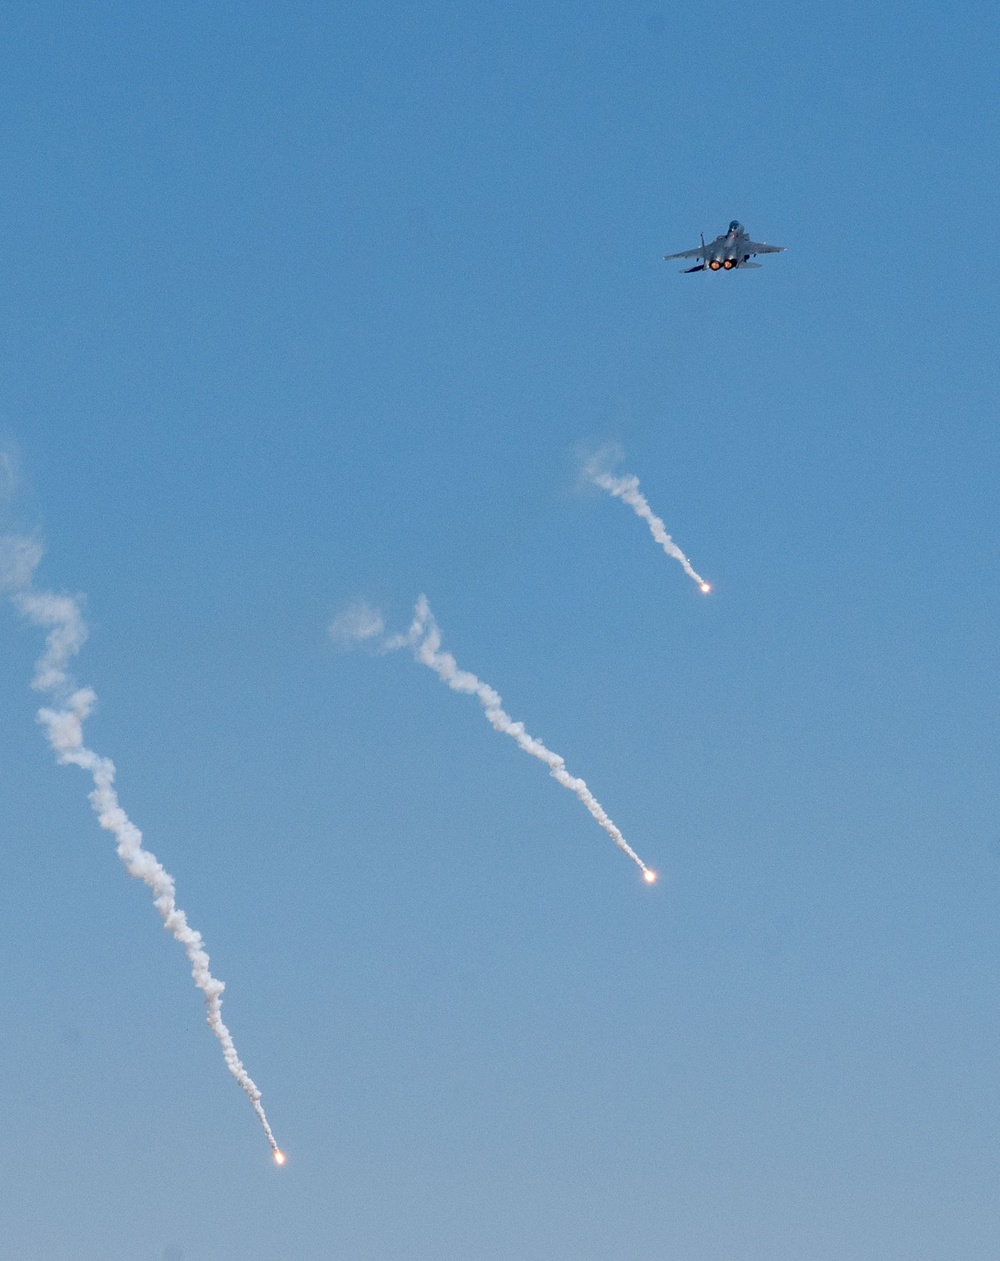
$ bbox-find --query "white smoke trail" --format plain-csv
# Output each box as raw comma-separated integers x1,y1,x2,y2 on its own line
584,453,710,593
341,595,655,881
1,539,283,1161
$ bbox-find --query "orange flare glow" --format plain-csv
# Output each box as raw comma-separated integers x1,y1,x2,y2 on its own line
700,582,711,594
643,870,657,884
274,1150,286,1166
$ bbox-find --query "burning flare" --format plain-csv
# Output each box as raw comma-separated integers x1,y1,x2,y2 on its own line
335,595,656,882
584,452,710,593
1,536,281,1160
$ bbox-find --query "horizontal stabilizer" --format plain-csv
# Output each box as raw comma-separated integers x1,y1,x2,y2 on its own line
683,263,706,273
737,261,762,268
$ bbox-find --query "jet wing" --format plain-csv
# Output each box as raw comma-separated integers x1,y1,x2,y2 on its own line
746,241,785,254
663,245,706,261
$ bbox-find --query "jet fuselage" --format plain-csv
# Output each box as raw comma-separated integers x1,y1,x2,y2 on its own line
663,221,785,272
704,221,751,270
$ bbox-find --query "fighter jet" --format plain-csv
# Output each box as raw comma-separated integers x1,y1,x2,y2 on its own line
663,221,785,272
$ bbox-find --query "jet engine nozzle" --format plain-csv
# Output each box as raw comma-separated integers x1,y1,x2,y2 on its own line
708,259,722,270
722,258,736,269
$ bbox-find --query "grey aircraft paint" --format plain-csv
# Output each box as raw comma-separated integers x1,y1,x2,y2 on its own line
663,220,786,272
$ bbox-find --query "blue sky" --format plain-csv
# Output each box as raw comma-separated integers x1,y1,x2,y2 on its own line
1,1,999,1257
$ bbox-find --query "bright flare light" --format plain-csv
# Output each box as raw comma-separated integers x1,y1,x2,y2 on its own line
643,869,657,884
274,1150,287,1166
700,582,711,594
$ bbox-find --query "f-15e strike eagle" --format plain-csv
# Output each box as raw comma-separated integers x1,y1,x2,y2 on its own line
664,221,785,272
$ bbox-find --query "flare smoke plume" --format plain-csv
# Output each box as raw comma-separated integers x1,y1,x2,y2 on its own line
1,537,281,1159
336,595,655,880
584,451,710,592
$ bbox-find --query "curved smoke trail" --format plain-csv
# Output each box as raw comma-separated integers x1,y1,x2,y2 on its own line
2,539,282,1161
334,595,655,880
584,454,710,593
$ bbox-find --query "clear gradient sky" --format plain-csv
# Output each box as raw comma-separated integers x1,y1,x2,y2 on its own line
1,2,999,1258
